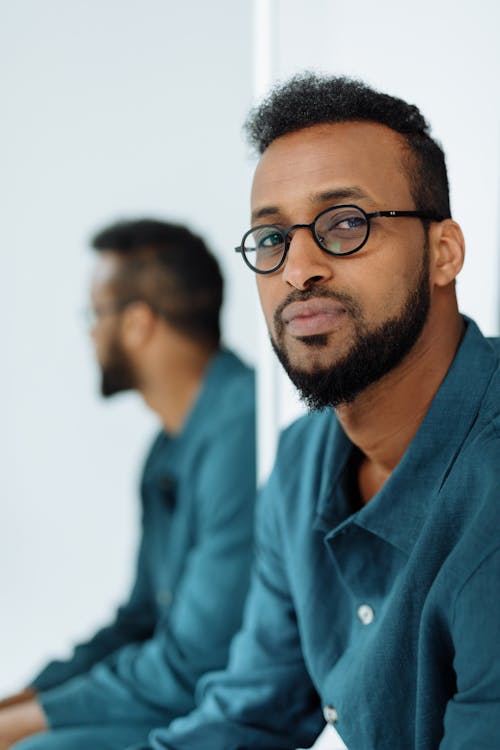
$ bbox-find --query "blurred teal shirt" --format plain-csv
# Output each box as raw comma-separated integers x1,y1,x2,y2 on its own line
33,349,256,728
147,319,500,750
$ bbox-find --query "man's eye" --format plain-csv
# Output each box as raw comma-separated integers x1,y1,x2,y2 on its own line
257,231,283,248
330,214,367,231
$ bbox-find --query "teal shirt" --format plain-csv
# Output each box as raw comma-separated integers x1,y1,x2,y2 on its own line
33,349,256,728
147,319,500,750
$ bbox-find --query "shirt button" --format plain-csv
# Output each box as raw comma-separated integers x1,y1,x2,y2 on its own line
357,604,375,625
323,705,338,724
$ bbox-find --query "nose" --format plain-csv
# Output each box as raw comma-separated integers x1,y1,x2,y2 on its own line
281,227,334,291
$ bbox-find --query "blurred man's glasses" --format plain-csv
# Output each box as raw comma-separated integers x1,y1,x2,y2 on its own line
82,304,123,329
235,204,443,274
82,300,140,329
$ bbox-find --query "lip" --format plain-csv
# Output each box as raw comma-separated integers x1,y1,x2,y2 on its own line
281,298,348,337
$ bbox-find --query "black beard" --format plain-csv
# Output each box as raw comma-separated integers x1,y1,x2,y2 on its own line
100,339,137,397
270,251,430,410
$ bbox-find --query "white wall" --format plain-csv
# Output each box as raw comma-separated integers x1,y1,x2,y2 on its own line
0,0,254,694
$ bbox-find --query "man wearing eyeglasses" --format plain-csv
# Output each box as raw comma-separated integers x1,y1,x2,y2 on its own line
137,75,500,750
0,219,256,750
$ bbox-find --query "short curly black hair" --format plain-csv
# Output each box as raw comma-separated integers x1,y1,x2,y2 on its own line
244,73,451,218
92,218,223,347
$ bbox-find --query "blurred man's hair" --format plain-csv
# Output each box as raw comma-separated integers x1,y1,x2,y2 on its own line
92,218,223,348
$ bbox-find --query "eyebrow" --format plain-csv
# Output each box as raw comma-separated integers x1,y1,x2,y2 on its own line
251,186,371,223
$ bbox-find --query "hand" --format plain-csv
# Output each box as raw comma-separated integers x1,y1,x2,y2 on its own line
0,698,47,748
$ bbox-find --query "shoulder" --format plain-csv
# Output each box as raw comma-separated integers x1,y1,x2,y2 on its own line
486,334,500,358
478,340,500,440
185,351,256,469
277,409,336,459
444,326,500,506
142,429,170,465
261,409,341,521
205,349,255,427
440,393,500,587
461,347,500,485
186,351,255,474
273,409,343,498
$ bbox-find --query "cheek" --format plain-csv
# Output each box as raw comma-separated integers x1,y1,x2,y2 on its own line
379,253,426,312
343,252,419,320
354,278,408,323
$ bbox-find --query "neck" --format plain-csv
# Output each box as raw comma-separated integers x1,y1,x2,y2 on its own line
335,309,464,503
139,342,216,435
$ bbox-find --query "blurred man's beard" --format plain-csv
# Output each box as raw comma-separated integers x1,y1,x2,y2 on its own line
270,248,431,410
100,340,137,397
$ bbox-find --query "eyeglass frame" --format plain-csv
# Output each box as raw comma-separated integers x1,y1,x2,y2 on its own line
234,203,444,274
83,297,141,328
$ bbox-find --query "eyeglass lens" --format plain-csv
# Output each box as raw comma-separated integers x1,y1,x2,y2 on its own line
242,205,369,272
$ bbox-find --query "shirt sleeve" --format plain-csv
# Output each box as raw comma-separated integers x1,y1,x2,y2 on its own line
146,467,324,750
31,506,156,692
440,544,500,749
38,412,257,727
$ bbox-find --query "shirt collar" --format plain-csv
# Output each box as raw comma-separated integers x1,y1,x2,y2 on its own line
315,318,499,555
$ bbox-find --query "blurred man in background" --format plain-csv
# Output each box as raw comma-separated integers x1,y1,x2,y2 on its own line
0,219,256,750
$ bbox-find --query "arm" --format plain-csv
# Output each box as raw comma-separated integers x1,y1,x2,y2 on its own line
0,699,47,749
0,688,37,710
147,468,323,750
37,413,257,727
440,545,500,749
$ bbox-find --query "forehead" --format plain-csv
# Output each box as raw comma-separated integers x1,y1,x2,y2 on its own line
251,121,414,220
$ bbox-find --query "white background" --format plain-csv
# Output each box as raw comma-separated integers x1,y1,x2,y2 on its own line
1,0,499,699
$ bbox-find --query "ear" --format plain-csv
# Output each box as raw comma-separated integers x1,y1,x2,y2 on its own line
119,302,157,350
428,219,465,288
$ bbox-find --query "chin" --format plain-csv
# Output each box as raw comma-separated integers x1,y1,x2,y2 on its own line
291,334,350,365
289,350,340,379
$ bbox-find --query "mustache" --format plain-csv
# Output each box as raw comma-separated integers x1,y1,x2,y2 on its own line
273,287,361,332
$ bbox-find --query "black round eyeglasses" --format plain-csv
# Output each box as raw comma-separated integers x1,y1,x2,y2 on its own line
234,204,443,274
